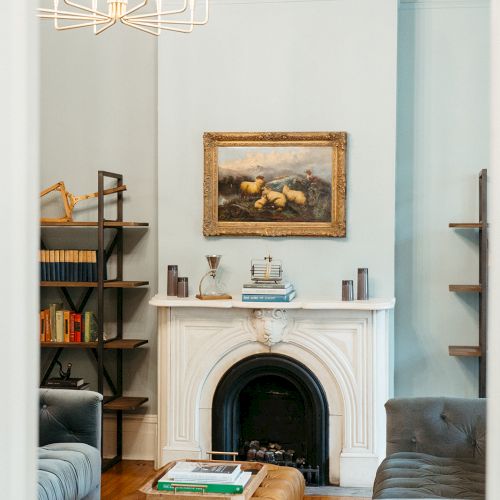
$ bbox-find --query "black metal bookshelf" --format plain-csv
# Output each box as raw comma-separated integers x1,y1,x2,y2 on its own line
40,170,150,470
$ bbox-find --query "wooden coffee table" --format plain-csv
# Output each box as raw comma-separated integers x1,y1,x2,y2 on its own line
139,460,268,500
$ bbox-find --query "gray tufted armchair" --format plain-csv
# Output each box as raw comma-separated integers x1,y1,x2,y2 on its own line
38,389,103,500
373,397,486,499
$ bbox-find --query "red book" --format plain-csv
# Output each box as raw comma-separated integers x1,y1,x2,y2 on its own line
73,313,82,342
69,312,75,342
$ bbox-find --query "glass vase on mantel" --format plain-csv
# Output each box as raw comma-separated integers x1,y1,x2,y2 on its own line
196,255,232,300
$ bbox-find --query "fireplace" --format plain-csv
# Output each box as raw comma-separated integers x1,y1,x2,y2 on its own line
150,296,395,486
212,354,329,485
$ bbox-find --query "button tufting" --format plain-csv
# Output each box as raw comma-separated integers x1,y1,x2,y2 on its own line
440,413,446,420
411,437,417,443
42,404,47,409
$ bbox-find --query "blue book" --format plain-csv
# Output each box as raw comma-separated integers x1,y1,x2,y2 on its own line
241,291,296,302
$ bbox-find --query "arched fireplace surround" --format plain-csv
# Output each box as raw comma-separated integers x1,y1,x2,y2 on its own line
212,354,329,484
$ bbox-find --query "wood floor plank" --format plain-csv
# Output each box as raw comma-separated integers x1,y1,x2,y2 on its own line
101,460,370,500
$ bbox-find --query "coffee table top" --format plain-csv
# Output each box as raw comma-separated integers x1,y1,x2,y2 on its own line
139,460,268,499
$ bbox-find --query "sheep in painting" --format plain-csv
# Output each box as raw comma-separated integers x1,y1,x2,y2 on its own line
283,185,307,206
254,196,268,210
240,176,265,197
261,187,287,211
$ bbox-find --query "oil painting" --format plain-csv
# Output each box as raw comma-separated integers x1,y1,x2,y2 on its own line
203,132,347,237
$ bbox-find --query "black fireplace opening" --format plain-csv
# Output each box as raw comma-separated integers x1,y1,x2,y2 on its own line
212,354,329,485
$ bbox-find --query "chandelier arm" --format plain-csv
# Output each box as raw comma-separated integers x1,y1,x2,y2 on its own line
127,0,208,26
51,19,112,30
38,14,110,22
38,8,108,19
94,18,117,35
123,19,195,33
125,0,189,19
121,18,160,36
123,0,149,17
62,0,109,17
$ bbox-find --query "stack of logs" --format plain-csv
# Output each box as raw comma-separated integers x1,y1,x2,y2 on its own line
243,440,306,466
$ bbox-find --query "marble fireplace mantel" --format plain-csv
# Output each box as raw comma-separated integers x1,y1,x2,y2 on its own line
150,294,395,487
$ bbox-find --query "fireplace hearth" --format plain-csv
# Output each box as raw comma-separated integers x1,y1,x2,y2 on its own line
212,354,329,485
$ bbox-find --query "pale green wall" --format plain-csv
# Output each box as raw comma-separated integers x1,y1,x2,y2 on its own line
395,0,490,397
39,24,159,413
157,0,399,302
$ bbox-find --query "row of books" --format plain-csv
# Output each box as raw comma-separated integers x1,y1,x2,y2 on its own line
158,461,251,494
39,249,107,282
40,304,98,343
241,281,296,302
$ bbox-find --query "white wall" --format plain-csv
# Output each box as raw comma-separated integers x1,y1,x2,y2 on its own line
40,24,158,413
396,0,490,397
158,0,398,302
0,1,39,497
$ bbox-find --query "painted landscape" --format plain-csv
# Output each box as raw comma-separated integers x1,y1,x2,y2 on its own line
217,146,333,223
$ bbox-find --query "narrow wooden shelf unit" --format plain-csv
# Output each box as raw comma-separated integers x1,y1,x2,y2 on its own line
449,346,482,357
447,169,488,397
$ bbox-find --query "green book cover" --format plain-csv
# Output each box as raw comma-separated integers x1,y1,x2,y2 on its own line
84,312,98,342
158,471,251,494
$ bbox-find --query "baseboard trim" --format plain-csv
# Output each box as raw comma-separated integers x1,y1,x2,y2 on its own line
103,414,157,461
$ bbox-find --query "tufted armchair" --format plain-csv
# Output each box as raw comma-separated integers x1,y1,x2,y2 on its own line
373,397,486,499
38,389,102,500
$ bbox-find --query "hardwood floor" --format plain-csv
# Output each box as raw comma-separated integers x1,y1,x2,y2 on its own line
101,460,370,500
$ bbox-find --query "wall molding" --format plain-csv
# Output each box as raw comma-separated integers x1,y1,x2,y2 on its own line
103,414,157,461
400,0,489,9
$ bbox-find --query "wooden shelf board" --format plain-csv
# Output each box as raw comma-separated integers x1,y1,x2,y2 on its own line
449,346,482,357
104,396,148,411
41,338,148,349
449,222,483,229
40,280,149,288
41,221,149,227
105,339,148,349
449,284,482,293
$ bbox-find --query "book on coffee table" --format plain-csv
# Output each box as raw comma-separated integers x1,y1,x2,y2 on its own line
165,461,241,483
157,471,252,494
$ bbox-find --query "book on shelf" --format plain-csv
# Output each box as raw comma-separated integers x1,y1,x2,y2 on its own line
242,284,294,295
242,281,292,290
46,377,85,388
158,471,251,494
39,249,106,282
165,462,242,483
40,309,97,343
242,290,297,303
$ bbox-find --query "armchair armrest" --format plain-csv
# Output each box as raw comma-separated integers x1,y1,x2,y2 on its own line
39,389,103,450
385,397,486,459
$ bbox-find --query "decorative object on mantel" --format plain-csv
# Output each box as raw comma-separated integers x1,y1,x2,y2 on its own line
203,132,347,237
357,268,369,300
177,277,189,298
38,0,209,37
40,180,126,223
342,280,354,301
242,255,296,303
167,265,178,296
196,255,232,300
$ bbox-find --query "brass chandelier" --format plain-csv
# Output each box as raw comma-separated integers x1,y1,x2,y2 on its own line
38,0,209,36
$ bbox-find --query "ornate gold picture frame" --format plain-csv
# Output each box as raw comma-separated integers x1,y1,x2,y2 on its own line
203,132,347,237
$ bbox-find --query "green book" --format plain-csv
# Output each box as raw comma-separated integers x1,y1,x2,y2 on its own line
84,311,99,342
158,471,251,494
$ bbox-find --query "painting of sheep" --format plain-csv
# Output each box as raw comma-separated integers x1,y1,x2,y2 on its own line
203,132,347,237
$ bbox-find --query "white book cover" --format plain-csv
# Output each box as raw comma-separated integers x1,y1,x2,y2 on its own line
166,462,241,483
241,285,294,295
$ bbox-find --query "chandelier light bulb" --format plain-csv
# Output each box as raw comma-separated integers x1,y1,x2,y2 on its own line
38,0,209,36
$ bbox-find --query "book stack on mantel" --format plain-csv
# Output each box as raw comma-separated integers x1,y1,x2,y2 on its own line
42,377,89,391
241,281,296,303
157,461,252,494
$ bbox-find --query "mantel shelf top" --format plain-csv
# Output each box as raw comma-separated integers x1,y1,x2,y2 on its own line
149,294,396,311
